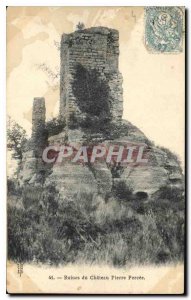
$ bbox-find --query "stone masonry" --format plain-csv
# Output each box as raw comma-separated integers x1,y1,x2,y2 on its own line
21,26,183,198
60,27,123,126
20,98,46,184
31,97,46,154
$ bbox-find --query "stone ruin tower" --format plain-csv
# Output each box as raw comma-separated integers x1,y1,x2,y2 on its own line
22,27,124,190
21,26,183,197
60,27,123,126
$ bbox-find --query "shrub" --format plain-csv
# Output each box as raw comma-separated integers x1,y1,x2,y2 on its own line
113,180,133,201
46,117,65,137
8,180,184,265
131,200,145,214
156,185,184,202
160,146,182,168
7,178,21,196
110,163,124,178
8,206,40,262
22,185,43,209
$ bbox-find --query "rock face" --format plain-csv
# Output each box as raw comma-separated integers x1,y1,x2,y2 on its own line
46,161,98,199
21,27,184,200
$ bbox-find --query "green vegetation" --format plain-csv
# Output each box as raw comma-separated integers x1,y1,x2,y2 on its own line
45,117,66,137
7,117,27,160
8,182,184,266
72,64,111,132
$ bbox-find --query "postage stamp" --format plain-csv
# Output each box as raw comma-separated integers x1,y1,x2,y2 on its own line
145,7,184,53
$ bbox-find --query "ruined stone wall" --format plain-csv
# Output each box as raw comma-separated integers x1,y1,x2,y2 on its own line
60,27,123,126
20,97,46,184
31,97,46,154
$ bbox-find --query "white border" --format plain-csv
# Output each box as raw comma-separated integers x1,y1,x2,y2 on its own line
0,0,190,299
1,0,189,6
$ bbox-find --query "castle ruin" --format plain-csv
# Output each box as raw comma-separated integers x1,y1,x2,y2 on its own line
60,27,123,125
20,26,183,199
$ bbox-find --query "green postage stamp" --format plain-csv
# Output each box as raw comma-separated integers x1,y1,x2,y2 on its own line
145,7,184,53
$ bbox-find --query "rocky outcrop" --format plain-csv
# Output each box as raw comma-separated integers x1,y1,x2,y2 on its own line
20,26,184,201
43,120,183,199
45,161,98,199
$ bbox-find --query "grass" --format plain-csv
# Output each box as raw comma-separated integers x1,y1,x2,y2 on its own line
7,182,184,266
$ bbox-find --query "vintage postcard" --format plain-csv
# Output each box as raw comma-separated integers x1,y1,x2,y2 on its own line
7,6,185,294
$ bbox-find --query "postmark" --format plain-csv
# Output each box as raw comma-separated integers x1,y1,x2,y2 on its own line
145,7,184,53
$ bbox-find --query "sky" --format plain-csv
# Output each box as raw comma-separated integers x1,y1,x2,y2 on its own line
7,7,185,165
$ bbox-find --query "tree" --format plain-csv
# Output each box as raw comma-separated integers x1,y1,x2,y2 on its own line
7,117,27,160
